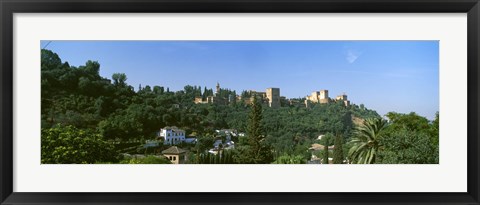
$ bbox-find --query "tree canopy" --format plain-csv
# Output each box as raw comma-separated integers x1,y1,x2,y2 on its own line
41,125,117,164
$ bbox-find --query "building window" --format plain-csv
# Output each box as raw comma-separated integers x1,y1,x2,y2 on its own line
169,156,172,160
173,156,176,161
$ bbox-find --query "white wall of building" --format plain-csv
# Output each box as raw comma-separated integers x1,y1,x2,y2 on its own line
159,128,185,145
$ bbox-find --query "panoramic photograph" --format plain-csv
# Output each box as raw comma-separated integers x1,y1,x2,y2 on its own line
40,41,439,164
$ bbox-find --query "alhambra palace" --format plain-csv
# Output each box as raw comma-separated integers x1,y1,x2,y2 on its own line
194,83,351,108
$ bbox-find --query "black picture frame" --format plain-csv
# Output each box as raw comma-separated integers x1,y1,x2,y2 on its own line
1,0,479,204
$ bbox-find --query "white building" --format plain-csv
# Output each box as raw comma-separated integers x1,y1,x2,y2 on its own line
158,126,186,145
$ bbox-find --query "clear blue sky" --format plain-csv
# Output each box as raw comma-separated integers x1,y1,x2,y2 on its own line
41,41,439,120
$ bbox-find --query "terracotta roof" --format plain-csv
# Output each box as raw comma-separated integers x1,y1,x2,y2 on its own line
162,146,186,154
309,143,325,151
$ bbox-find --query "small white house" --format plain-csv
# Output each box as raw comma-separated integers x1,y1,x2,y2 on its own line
158,126,186,145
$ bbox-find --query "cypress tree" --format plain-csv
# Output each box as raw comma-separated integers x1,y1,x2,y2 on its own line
333,133,344,164
247,96,262,150
323,144,329,164
246,95,273,164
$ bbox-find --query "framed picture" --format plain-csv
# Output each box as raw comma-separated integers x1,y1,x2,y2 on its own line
1,0,479,204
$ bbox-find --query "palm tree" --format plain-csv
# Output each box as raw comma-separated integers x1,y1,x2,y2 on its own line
348,118,388,164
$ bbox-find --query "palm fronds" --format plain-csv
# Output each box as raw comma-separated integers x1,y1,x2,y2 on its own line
348,118,387,164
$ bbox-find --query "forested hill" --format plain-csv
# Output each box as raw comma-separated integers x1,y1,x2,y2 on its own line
41,49,380,158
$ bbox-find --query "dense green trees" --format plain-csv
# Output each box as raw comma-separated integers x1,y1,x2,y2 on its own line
262,102,363,162
377,112,439,164
348,113,439,164
378,129,437,164
120,155,172,164
41,125,117,164
196,150,235,164
273,155,305,164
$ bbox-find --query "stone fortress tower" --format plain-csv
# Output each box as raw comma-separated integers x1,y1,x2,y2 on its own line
266,88,280,108
335,93,347,101
336,93,350,106
215,82,220,96
307,90,330,104
306,89,350,107
319,90,329,104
